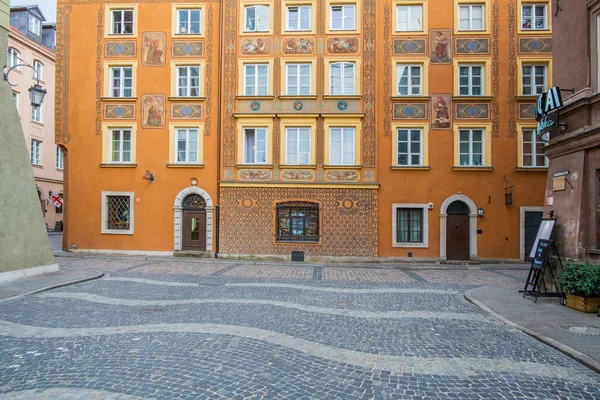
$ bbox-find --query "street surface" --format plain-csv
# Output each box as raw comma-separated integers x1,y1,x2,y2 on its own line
1,256,599,399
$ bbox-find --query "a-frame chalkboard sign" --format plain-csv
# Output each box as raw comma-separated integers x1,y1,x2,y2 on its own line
522,239,564,302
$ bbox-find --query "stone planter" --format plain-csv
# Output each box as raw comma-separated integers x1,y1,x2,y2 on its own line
565,294,600,313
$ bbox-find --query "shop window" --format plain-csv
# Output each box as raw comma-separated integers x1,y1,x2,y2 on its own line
276,201,319,242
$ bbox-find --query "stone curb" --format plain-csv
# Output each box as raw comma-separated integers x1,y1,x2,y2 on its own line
464,289,600,376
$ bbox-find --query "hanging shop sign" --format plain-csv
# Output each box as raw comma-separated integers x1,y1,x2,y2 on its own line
536,87,564,136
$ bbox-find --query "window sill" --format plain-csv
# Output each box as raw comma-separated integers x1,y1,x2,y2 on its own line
518,29,551,35
235,164,273,169
101,231,134,235
390,96,429,101
453,96,494,101
322,95,362,100
275,240,320,246
99,163,138,168
31,164,43,168
323,164,362,169
166,163,205,168
172,33,205,39
282,30,316,35
101,97,138,102
516,95,540,101
278,95,319,100
455,29,489,35
168,96,206,101
587,249,600,255
516,167,548,172
237,95,275,100
392,242,428,248
31,121,44,126
279,164,317,169
390,166,431,171
453,166,494,171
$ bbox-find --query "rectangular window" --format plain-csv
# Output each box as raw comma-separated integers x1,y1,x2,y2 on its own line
7,48,19,69
13,92,18,112
33,61,43,81
30,140,41,165
459,128,484,166
245,5,270,32
458,4,484,30
331,4,356,30
459,64,484,96
330,127,355,165
396,5,423,32
277,202,319,242
244,64,269,95
176,128,199,163
522,64,546,96
56,146,64,170
286,127,311,165
522,4,547,30
177,9,202,34
330,62,355,95
397,128,422,166
177,66,201,97
31,104,42,123
103,194,133,233
397,64,422,95
110,67,133,97
522,129,547,167
287,5,311,31
396,208,423,243
287,64,311,95
29,15,41,35
244,128,268,164
111,9,134,34
110,129,132,163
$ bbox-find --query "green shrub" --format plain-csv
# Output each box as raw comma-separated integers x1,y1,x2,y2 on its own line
555,264,600,297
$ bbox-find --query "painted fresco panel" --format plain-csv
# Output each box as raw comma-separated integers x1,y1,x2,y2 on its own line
431,94,452,129
142,32,167,66
141,94,166,128
430,29,452,64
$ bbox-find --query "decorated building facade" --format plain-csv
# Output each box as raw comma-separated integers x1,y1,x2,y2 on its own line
57,0,552,261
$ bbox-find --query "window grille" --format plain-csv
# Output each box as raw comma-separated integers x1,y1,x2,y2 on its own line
276,202,319,242
183,194,206,209
396,208,423,243
106,195,130,230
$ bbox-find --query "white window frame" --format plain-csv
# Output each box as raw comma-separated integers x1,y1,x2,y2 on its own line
101,191,134,235
243,127,268,164
56,146,64,170
396,5,423,32
111,9,134,35
396,128,423,166
175,128,200,164
286,63,312,95
7,48,19,69
286,127,311,165
28,15,41,35
458,128,485,166
458,4,485,31
330,4,356,31
33,60,43,81
330,61,356,95
244,64,269,96
110,128,133,163
521,129,548,167
329,127,356,165
30,139,41,166
396,64,422,96
31,104,42,123
176,65,201,97
392,204,429,248
458,64,484,96
245,5,270,32
521,64,547,96
522,3,547,30
287,5,312,31
13,91,19,113
177,8,202,34
109,66,133,98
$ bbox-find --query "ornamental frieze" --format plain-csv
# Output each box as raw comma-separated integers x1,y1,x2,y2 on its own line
103,104,135,119
105,41,136,57
240,38,272,55
325,170,359,182
455,38,490,55
282,38,315,54
455,103,490,119
519,38,552,54
327,37,360,54
281,170,315,181
238,170,272,181
172,41,204,57
393,39,426,55
171,104,203,120
393,103,427,120
519,104,536,120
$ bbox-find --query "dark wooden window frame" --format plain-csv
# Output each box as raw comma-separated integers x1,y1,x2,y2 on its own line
396,207,423,243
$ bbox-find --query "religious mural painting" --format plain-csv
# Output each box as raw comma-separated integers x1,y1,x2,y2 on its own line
327,37,360,54
141,94,166,128
240,38,271,55
282,38,314,54
429,29,452,64
431,94,452,129
142,32,166,66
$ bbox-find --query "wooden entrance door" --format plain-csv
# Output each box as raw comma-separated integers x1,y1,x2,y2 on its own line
447,214,469,260
182,210,206,251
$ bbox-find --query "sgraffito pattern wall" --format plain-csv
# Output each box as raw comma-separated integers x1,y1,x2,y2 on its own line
219,187,378,257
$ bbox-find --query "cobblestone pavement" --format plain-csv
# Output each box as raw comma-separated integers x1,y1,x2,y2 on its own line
1,257,599,399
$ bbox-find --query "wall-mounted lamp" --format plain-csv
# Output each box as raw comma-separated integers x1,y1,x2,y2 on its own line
477,208,484,217
142,170,155,182
4,63,47,107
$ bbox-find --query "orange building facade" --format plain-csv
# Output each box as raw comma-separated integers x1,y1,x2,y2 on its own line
57,0,551,262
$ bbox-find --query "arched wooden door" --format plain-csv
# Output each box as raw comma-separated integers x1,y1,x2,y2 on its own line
181,194,207,251
446,200,470,260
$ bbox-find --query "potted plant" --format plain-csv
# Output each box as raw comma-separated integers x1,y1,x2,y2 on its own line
555,264,600,313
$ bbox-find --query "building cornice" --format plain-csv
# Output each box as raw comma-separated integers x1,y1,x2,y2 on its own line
8,27,55,61
544,124,600,158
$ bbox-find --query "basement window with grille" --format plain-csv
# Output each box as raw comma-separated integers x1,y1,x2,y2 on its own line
276,201,319,242
101,192,134,234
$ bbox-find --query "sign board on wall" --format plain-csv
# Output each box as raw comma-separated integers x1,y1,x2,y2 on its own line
553,176,566,191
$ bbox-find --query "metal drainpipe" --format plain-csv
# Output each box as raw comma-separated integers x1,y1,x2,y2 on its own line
214,0,224,258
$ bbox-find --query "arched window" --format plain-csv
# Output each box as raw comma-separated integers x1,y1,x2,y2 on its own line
7,48,19,69
276,201,319,242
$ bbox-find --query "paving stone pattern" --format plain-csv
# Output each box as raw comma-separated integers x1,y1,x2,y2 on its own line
0,258,599,399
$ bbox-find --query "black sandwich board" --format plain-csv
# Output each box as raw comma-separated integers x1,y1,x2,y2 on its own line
522,239,564,303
